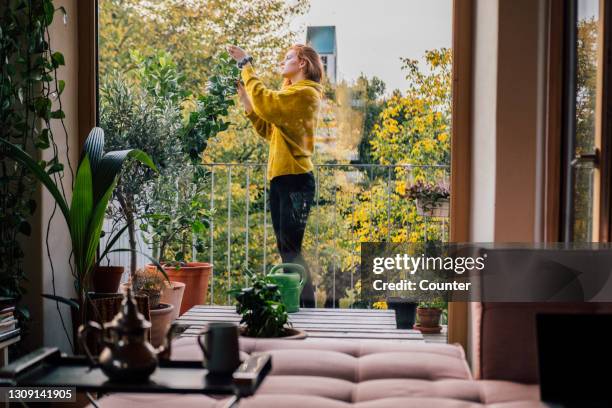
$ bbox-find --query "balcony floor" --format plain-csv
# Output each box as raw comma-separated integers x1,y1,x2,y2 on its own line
176,305,425,342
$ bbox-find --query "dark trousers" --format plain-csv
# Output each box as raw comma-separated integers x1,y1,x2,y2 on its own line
269,172,316,307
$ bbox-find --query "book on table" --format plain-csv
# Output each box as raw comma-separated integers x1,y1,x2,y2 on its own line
0,318,16,334
0,328,20,343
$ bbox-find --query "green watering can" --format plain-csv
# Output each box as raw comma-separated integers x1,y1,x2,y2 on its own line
267,263,306,313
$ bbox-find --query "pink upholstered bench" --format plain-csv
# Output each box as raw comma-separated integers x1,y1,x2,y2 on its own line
93,337,544,407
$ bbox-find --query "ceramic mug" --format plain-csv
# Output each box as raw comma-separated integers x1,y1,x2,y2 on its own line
197,322,240,375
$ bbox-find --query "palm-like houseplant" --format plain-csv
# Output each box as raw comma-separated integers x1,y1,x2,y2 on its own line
0,127,161,324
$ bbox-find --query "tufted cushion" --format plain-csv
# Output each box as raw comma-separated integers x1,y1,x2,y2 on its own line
94,337,544,407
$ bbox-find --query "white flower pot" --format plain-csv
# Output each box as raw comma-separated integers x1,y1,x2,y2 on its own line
416,199,450,217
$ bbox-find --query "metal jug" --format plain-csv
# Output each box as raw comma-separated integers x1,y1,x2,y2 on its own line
267,263,305,313
78,288,174,382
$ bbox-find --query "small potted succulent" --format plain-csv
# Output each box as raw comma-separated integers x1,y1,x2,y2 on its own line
415,298,447,334
409,180,450,217
230,268,306,339
132,268,175,347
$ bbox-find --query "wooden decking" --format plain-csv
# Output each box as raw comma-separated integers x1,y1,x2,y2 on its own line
176,305,425,342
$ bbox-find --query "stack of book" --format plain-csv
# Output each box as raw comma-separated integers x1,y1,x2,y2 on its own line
0,298,19,344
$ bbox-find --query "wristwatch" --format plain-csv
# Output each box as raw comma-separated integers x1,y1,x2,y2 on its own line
237,55,253,69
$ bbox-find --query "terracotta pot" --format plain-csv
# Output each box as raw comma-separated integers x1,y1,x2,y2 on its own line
160,281,185,320
415,307,443,334
91,266,124,293
149,302,174,347
239,327,307,340
148,262,212,314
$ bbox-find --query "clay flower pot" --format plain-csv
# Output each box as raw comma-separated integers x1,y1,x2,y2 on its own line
160,281,185,320
148,262,212,314
149,302,174,347
91,266,125,293
415,307,443,334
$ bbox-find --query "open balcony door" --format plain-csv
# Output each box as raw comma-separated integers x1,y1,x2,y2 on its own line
559,0,612,243
80,0,469,347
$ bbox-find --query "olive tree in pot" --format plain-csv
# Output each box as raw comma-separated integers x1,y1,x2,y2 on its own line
230,268,306,339
103,52,239,312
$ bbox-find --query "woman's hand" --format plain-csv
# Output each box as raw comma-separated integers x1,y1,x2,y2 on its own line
227,45,247,62
237,81,253,114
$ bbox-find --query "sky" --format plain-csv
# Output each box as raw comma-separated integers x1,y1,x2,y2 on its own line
287,0,452,94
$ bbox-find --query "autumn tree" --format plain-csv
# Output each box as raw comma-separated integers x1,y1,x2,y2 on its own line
99,0,309,93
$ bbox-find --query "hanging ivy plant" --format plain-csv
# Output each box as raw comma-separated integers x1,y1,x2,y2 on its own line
0,1,68,325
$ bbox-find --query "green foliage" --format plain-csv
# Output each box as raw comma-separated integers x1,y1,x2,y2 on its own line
230,268,289,338
183,52,240,165
101,52,239,271
355,75,387,165
98,0,308,93
0,0,67,325
0,128,158,319
418,298,447,310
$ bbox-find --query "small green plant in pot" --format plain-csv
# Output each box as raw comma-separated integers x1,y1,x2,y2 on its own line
415,297,447,334
230,268,306,339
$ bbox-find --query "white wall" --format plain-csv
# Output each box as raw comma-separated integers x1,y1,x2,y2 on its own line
469,0,499,243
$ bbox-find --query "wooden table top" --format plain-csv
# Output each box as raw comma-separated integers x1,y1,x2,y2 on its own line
176,305,424,342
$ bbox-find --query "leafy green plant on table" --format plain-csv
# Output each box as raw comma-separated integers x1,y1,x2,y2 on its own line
0,0,67,329
229,268,289,338
0,128,164,326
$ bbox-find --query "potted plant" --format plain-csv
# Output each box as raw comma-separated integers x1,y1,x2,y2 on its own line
101,52,238,311
409,180,450,217
415,298,447,334
142,171,213,315
230,268,306,339
132,268,174,347
0,128,162,330
120,269,183,330
387,297,418,329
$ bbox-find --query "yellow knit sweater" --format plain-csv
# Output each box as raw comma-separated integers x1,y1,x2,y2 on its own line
241,63,323,180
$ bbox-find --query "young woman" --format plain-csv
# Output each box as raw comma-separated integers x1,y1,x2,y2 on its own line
227,44,324,307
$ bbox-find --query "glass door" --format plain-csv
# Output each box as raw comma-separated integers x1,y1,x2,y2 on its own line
562,0,604,242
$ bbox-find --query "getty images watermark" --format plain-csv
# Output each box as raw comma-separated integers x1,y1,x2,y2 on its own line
370,251,486,292
360,242,612,303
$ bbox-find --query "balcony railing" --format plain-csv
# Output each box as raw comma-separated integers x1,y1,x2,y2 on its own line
102,163,450,308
